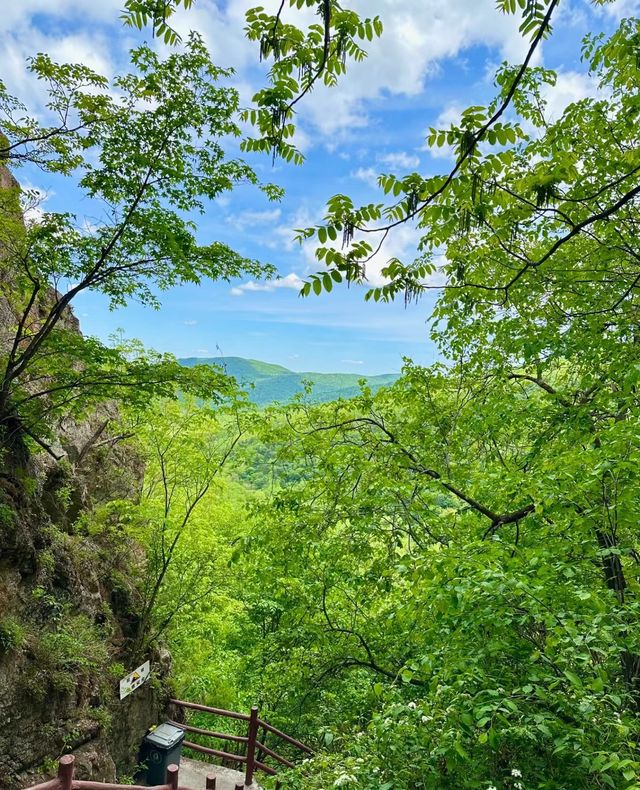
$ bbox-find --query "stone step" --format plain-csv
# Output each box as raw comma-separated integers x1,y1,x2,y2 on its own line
178,756,261,790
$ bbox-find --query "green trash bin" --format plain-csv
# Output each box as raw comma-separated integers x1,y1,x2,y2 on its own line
144,722,185,785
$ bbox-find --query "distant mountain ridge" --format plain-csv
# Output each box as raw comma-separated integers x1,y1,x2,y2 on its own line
179,356,398,405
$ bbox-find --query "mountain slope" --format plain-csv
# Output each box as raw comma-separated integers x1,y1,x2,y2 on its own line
179,356,398,405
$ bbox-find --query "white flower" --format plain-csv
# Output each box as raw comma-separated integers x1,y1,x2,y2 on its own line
511,768,522,778
487,785,498,790
421,715,431,724
408,701,417,710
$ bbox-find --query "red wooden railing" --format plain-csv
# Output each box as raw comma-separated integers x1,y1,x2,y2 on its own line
22,704,312,790
169,698,313,786
23,755,193,790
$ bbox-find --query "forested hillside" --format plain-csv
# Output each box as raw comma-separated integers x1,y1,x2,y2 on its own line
1,1,640,789
179,356,398,404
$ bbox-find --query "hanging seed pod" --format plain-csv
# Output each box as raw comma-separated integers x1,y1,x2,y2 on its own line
458,208,472,237
460,130,477,158
534,181,558,207
404,278,423,306
473,202,487,227
470,172,479,205
336,34,348,67
342,221,355,248
406,190,419,216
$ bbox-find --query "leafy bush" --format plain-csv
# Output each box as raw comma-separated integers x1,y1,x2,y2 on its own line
0,502,15,528
0,617,25,654
23,616,110,700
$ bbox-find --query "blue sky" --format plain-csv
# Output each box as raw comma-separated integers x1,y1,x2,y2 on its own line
1,0,635,373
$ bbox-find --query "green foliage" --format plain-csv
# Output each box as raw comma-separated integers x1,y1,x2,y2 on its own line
109,662,127,679
37,549,56,579
4,3,638,790
220,12,640,790
0,501,15,527
222,360,640,788
31,585,64,621
165,19,640,769
91,705,114,735
22,615,109,700
300,4,635,313
39,757,59,777
242,1,382,163
0,617,26,654
122,0,195,45
115,398,258,655
123,0,381,164
0,0,380,457
0,23,280,451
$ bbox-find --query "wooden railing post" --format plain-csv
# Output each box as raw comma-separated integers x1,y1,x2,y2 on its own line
58,755,74,790
206,775,217,789
235,785,244,790
166,764,179,790
244,706,259,786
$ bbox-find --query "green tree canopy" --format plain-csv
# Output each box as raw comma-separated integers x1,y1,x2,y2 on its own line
0,0,381,456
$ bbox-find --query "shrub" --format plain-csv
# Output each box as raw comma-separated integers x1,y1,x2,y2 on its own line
0,617,25,654
23,615,110,700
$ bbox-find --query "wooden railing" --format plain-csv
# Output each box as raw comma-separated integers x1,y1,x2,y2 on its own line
23,755,192,790
169,698,313,786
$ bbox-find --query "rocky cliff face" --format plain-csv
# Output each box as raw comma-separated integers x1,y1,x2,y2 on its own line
0,166,170,789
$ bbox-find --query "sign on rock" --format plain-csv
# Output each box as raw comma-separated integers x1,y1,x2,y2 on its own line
120,660,151,700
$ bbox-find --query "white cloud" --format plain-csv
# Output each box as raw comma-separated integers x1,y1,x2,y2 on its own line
171,0,257,73
183,320,198,326
342,359,364,365
269,206,320,253
46,34,114,77
379,151,420,170
0,0,121,33
2,0,556,149
541,70,600,122
363,224,425,287
146,0,535,142
231,272,304,296
599,0,640,20
229,208,282,231
352,167,380,188
352,154,423,190
296,0,530,136
0,3,122,115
